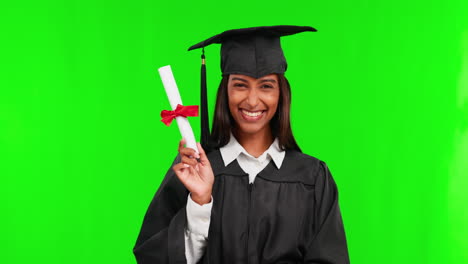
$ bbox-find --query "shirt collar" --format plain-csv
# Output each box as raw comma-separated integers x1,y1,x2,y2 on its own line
219,132,286,169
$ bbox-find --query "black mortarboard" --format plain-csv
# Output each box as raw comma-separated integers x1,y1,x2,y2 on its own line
188,25,317,150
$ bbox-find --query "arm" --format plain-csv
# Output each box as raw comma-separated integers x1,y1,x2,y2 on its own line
185,194,213,264
133,155,188,264
134,141,214,264
304,162,350,264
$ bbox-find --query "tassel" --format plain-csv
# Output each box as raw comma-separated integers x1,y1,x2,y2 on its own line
200,47,210,151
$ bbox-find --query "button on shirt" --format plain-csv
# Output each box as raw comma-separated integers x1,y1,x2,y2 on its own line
184,134,285,264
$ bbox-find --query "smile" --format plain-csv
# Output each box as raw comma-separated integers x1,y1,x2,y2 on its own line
239,109,265,121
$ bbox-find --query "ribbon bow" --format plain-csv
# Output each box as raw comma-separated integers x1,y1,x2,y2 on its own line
160,104,199,126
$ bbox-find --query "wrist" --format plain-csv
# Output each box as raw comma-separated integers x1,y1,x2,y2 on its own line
191,192,212,205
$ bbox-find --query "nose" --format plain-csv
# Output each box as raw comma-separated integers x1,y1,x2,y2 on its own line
245,88,259,108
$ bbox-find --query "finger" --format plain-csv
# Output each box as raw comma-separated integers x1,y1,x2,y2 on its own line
180,147,198,159
188,165,198,178
173,163,191,185
196,142,210,165
181,146,199,159
181,155,198,166
172,163,187,174
178,138,186,152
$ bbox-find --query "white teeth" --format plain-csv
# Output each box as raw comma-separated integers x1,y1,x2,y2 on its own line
241,109,263,117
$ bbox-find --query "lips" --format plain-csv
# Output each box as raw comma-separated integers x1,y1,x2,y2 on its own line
239,108,265,121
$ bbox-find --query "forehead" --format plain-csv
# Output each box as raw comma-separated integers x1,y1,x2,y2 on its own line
229,74,278,82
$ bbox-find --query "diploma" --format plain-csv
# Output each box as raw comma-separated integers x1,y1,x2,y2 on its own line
158,65,198,153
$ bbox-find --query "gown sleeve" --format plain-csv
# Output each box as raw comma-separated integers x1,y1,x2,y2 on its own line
133,155,189,264
304,161,350,264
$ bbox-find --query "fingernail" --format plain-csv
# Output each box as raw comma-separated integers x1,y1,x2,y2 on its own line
183,164,190,168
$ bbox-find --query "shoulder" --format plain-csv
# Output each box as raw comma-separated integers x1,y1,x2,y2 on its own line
281,150,330,185
284,149,326,171
205,148,227,175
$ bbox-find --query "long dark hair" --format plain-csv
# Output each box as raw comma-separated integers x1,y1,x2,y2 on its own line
209,74,302,153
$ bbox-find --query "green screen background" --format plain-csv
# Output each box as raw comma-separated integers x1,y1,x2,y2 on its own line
1,0,467,263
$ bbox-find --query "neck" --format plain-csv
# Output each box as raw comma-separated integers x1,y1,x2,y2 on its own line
233,126,274,158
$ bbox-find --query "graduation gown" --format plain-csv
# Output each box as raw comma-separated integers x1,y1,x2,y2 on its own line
133,149,350,264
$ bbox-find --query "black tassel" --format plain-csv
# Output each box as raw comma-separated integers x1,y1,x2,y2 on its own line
200,48,210,151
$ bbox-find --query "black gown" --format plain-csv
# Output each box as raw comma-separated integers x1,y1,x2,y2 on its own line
133,148,350,264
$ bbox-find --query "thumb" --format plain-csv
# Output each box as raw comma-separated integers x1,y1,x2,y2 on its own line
196,142,210,165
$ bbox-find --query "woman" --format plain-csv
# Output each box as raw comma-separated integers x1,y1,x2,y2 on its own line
134,26,350,264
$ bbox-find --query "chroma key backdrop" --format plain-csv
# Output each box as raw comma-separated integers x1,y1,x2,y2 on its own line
1,0,467,263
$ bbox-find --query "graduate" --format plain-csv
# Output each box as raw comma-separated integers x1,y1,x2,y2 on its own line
133,25,350,264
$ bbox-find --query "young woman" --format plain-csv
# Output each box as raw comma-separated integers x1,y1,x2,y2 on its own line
134,26,350,264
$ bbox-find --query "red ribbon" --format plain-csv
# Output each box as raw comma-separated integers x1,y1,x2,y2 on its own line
160,104,199,126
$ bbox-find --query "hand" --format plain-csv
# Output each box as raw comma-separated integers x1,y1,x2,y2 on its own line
172,138,214,205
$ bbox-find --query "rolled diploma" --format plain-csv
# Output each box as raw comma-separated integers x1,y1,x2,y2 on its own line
158,65,198,153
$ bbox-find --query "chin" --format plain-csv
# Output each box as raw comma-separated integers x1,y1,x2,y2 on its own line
236,124,267,135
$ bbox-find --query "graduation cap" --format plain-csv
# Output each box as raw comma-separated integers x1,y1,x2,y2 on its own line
188,25,317,150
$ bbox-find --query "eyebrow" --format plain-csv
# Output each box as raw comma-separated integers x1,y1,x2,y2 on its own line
231,77,277,83
231,77,248,82
259,79,277,83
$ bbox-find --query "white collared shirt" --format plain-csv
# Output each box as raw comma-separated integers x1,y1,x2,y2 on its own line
220,133,285,183
184,134,286,264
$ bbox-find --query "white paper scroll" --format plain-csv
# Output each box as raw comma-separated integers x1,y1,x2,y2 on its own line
158,65,198,153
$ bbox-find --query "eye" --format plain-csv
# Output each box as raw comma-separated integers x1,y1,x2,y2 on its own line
233,83,247,88
260,84,273,89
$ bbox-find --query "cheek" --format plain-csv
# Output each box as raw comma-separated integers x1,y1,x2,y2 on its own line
227,92,241,113
266,93,280,112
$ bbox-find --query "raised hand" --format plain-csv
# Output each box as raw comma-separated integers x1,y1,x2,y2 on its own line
172,138,214,205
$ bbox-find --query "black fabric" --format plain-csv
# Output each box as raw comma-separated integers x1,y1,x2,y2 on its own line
133,149,349,264
133,155,188,264
188,25,317,79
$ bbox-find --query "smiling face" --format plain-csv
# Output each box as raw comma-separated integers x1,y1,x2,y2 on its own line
227,74,280,137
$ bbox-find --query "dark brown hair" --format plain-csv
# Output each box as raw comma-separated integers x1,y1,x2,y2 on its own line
209,74,301,152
